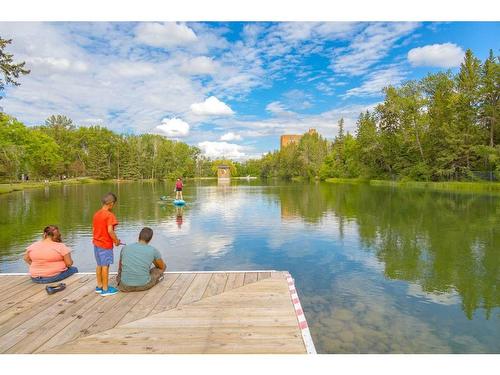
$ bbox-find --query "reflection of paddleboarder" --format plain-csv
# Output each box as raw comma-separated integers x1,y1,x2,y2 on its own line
174,178,184,200
176,206,183,229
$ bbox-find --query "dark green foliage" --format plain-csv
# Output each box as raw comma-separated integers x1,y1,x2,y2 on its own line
241,49,500,182
0,113,203,181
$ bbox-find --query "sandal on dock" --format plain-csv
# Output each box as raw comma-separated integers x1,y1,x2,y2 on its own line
45,283,66,295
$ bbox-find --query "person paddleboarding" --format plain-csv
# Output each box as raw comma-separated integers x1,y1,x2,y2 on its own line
174,177,184,200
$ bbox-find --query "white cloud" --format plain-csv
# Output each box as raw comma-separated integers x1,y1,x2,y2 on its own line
220,132,242,141
344,66,406,97
215,102,379,141
181,56,217,75
26,57,88,73
266,101,292,116
198,141,245,159
190,96,234,116
331,22,420,76
155,118,190,137
407,43,464,68
114,62,156,77
135,22,198,48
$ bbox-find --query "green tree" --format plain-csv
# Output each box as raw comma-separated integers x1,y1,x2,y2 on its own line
455,49,482,173
479,49,500,148
0,37,30,102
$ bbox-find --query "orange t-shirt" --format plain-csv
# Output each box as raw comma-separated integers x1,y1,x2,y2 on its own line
26,240,71,277
92,208,118,250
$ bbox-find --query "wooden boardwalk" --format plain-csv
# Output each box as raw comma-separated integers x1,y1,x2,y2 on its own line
0,271,313,354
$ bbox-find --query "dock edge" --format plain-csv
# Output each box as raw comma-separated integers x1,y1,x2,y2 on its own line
285,272,317,354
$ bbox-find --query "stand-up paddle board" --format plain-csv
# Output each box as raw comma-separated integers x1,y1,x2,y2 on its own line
173,199,186,206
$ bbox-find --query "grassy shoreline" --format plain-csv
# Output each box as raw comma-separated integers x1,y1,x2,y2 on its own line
325,177,500,193
0,176,261,195
0,177,112,195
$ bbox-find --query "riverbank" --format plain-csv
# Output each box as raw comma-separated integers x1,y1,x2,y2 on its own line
325,178,500,193
0,178,106,195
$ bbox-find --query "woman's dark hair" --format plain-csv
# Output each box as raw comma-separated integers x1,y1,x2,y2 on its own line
138,227,154,243
43,225,62,242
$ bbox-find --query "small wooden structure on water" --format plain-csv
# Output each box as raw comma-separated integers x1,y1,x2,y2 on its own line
217,165,231,181
0,271,315,354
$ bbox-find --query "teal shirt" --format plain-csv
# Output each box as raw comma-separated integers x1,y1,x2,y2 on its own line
120,242,162,286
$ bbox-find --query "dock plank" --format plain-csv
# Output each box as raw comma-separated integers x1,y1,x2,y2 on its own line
178,273,213,306
244,272,258,285
258,272,271,281
6,285,101,353
202,273,228,298
0,271,311,354
0,276,93,353
44,278,306,354
77,292,142,338
0,275,29,289
150,273,196,314
118,273,180,325
0,279,39,305
46,327,305,354
35,289,127,353
0,275,88,336
224,273,245,291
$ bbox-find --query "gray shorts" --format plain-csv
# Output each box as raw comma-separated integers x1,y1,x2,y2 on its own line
94,246,114,266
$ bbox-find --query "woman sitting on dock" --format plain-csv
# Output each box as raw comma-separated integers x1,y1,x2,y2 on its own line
24,225,78,284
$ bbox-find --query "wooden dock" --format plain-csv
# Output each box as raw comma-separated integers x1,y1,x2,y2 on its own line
0,271,315,354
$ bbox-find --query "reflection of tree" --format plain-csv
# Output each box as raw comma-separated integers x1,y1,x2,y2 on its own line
0,181,178,258
278,183,500,318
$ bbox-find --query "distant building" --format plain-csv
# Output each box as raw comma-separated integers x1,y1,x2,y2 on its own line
280,128,317,150
217,165,231,180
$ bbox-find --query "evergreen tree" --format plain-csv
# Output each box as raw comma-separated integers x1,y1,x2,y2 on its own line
455,49,482,174
479,49,500,147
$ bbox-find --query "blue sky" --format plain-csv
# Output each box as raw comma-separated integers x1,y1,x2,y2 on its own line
0,22,498,159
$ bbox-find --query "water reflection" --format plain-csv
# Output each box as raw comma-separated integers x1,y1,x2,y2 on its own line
0,180,499,353
275,183,500,321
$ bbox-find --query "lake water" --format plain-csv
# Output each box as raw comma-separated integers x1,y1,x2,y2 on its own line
0,180,499,353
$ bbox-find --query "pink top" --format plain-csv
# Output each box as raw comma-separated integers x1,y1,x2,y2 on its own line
176,180,183,189
26,240,71,277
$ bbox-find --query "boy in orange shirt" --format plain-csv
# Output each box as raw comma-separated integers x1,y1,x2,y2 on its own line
92,192,121,296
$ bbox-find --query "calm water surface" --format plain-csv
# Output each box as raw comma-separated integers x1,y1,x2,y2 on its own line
0,180,499,353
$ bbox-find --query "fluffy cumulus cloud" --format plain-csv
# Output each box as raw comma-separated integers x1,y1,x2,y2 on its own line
407,43,465,68
198,141,245,159
135,22,198,48
190,96,234,116
155,118,190,137
220,132,242,141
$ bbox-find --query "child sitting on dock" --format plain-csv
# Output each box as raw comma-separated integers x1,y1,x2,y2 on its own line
174,177,184,200
116,227,166,292
24,225,78,283
92,192,121,296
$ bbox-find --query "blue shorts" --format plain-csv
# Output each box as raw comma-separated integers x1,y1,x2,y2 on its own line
94,246,114,266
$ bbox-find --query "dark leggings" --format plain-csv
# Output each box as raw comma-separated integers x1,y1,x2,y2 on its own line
31,266,79,284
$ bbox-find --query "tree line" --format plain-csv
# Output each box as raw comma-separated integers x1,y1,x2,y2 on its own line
253,49,499,181
0,112,268,181
1,40,498,182
0,113,219,181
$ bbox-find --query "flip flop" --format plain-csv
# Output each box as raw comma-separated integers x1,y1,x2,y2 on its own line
46,283,66,295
